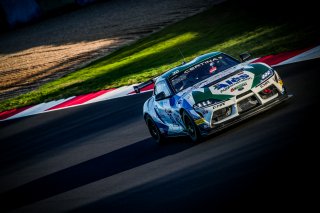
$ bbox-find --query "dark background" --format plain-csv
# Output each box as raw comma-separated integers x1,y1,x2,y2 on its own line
1,0,318,32
0,0,98,31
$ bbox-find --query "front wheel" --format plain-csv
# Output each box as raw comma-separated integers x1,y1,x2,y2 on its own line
145,115,165,144
182,111,201,142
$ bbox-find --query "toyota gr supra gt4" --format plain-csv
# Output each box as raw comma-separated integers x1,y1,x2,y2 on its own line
138,51,291,143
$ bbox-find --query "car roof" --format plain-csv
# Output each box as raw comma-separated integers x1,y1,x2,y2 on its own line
156,51,222,82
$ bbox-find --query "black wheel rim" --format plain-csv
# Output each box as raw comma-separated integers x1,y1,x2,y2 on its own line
184,115,196,138
148,120,159,140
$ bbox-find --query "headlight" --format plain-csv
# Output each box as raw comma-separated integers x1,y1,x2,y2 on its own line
261,69,274,81
194,99,220,108
195,100,213,108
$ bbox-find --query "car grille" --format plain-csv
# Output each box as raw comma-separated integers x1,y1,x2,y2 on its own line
236,90,252,99
237,95,259,114
212,106,232,123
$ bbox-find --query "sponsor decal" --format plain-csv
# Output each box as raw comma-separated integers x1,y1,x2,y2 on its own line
209,65,217,73
214,74,251,92
212,102,225,109
188,57,222,73
195,118,206,125
230,82,247,92
259,80,270,88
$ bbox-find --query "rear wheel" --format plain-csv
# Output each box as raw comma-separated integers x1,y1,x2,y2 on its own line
145,115,165,144
182,111,201,142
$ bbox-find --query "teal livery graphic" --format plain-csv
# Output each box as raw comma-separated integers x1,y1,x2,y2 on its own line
139,51,291,143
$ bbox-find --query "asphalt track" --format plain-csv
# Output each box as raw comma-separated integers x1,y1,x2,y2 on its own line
0,59,319,212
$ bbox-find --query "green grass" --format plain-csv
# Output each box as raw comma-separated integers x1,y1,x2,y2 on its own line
1,1,319,111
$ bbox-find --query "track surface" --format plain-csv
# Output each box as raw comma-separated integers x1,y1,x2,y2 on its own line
0,59,319,212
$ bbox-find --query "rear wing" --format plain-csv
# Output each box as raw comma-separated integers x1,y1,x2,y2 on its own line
133,78,157,94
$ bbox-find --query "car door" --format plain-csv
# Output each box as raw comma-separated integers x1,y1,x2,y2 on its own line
154,80,180,132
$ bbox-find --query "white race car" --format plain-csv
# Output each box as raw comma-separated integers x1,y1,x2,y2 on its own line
138,51,291,143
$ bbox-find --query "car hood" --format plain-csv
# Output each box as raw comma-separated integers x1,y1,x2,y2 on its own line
179,62,271,105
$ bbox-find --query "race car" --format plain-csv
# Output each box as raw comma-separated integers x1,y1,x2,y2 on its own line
139,51,291,143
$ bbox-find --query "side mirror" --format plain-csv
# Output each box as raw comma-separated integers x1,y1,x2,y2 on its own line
239,52,251,62
133,86,140,94
155,91,166,101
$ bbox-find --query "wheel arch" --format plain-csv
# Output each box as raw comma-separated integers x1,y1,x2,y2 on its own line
179,108,185,116
144,113,150,121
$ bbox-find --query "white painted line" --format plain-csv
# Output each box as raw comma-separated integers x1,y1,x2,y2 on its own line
6,97,75,120
276,45,320,66
86,85,138,103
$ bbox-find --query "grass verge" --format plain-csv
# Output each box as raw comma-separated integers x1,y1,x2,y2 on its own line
1,0,319,111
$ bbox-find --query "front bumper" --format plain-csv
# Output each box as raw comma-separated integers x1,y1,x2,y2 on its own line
199,92,292,136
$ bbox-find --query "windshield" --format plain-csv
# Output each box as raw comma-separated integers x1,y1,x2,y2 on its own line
169,54,239,93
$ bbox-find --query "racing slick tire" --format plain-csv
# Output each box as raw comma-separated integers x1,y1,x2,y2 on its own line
145,115,165,144
182,110,202,143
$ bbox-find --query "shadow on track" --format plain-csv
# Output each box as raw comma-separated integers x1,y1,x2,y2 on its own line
0,137,194,212
0,93,151,172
